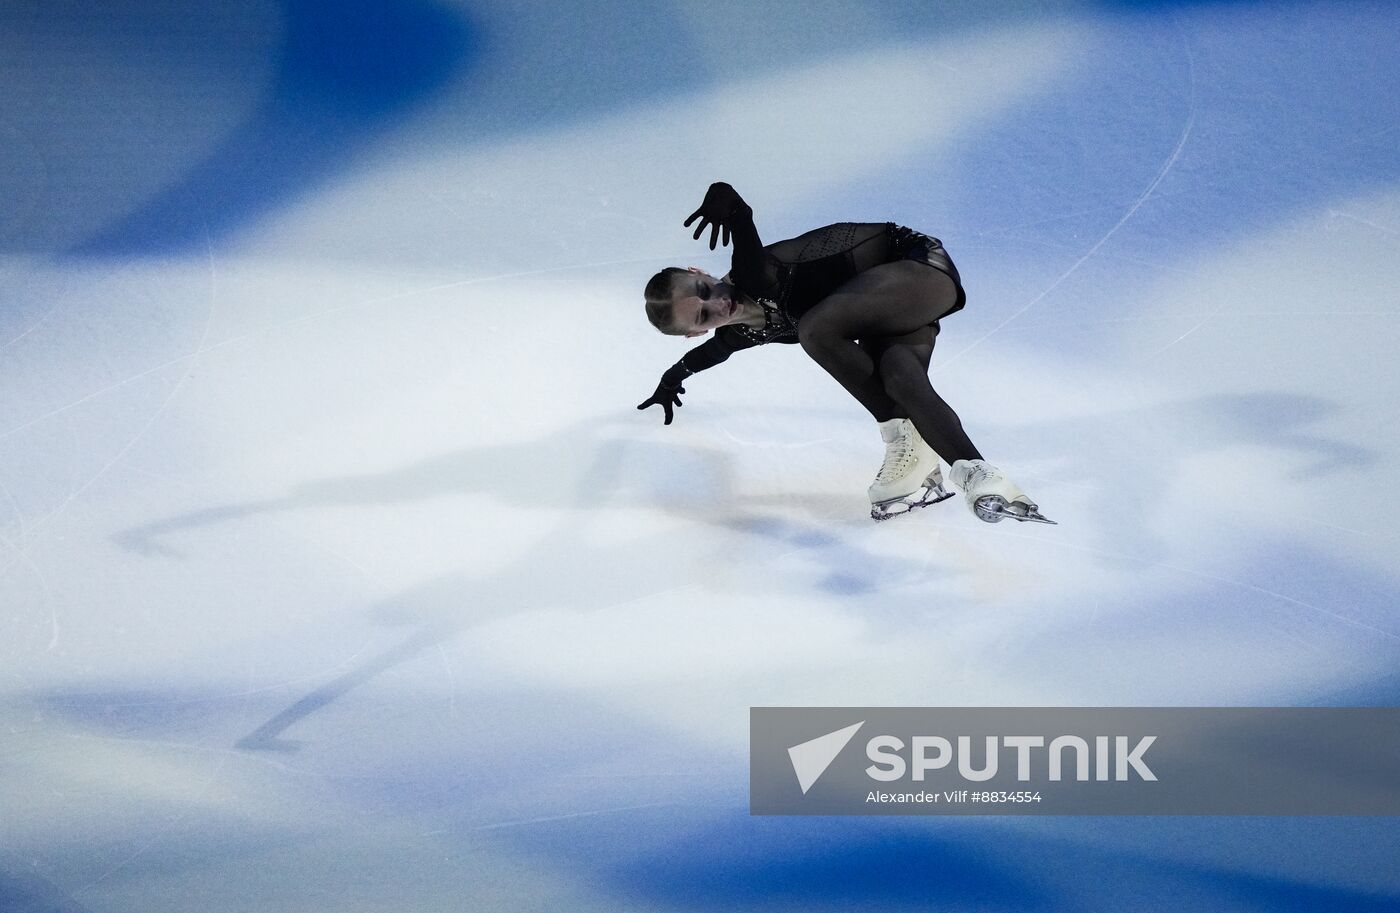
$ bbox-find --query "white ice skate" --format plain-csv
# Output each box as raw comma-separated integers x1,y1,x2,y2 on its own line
869,419,954,521
948,459,1056,525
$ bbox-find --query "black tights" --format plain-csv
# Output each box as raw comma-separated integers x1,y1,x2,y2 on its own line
796,260,983,464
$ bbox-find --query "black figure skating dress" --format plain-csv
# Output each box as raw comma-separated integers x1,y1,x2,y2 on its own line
663,183,966,386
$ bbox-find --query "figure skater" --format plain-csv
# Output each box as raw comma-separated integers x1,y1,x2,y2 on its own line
638,182,1052,524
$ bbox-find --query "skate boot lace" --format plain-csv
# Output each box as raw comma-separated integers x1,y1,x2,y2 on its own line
964,464,989,488
961,463,1002,492
875,434,916,483
959,462,1032,508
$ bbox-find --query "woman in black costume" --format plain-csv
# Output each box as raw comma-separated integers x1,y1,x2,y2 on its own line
638,182,1051,524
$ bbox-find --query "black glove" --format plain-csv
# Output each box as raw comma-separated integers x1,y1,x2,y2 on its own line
683,181,750,250
637,378,685,425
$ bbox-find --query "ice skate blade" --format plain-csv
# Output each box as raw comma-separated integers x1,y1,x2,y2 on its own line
972,495,1057,526
870,480,955,522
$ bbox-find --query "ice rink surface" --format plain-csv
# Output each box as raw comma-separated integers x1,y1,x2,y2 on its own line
3,1,1399,909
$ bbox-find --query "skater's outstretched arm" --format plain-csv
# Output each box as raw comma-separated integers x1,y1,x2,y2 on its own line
684,182,765,290
637,327,759,425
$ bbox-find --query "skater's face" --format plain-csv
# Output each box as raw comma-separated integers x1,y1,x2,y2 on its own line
671,267,739,337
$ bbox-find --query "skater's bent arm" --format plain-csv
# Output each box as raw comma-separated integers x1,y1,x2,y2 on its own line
638,328,760,425
662,327,757,385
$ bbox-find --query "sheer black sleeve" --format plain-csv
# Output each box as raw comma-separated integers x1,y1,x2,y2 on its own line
660,325,762,387
723,191,766,292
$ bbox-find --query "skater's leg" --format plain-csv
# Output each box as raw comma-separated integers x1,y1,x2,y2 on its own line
801,261,1051,524
875,341,983,464
796,259,955,422
854,338,903,422
799,261,980,460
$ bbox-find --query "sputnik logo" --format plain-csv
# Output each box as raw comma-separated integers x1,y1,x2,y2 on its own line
787,721,865,794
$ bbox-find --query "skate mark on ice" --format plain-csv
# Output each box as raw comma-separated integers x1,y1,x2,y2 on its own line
1142,319,1207,358
940,16,1198,368
974,183,1199,239
0,225,219,586
0,301,58,353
